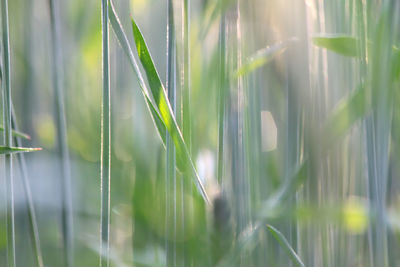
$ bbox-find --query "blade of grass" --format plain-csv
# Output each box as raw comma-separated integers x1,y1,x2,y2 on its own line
108,4,209,204
216,224,263,267
260,161,307,219
266,224,305,267
1,0,15,265
0,126,31,140
48,0,74,266
200,0,234,39
11,108,43,267
165,0,177,265
131,17,209,203
100,0,111,266
0,146,42,154
312,35,359,57
108,2,166,146
217,12,226,185
182,0,191,152
236,39,296,77
321,83,368,151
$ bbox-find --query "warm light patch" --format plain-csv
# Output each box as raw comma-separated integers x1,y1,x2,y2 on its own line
261,111,277,152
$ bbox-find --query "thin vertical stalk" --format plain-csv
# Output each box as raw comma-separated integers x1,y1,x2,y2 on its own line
182,0,191,149
100,0,111,266
1,0,15,266
11,107,43,267
166,0,176,265
217,12,226,185
48,0,74,266
181,0,189,264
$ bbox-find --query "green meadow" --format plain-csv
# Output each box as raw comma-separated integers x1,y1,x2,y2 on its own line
1,0,400,266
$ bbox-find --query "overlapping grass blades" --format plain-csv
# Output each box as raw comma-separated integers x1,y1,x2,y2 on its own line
11,110,43,267
108,3,209,204
1,0,16,264
0,126,30,140
108,3,166,146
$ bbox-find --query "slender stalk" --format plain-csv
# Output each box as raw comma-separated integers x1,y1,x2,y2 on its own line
182,0,191,149
11,107,43,267
217,11,226,185
48,0,74,266
100,0,111,266
181,0,190,264
166,0,177,265
1,0,15,265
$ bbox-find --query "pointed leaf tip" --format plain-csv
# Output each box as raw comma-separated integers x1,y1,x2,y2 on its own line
0,146,42,155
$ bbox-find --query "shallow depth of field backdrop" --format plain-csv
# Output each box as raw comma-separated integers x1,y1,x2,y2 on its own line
0,0,400,266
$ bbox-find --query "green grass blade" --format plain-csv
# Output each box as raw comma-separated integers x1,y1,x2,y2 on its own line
129,16,210,204
131,17,209,204
266,224,305,267
217,15,226,185
216,224,262,267
391,47,400,81
0,146,42,154
165,0,176,264
0,126,31,140
182,0,191,150
11,108,43,267
312,35,359,57
321,83,368,150
1,0,15,265
100,0,111,266
236,39,295,77
48,0,74,265
261,161,307,218
200,0,234,39
108,2,166,146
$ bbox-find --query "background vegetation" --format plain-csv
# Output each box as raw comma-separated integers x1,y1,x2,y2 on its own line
1,0,400,266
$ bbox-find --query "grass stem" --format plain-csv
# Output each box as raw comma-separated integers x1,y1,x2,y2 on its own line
100,0,111,266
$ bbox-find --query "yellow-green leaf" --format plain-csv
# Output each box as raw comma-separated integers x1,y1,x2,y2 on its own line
312,35,359,57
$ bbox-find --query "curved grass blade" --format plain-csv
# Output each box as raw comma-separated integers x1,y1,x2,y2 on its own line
266,224,305,267
0,146,42,154
312,35,359,57
108,5,208,204
108,2,166,146
131,17,210,204
216,223,263,267
0,126,31,140
321,83,368,151
260,161,307,219
236,38,296,77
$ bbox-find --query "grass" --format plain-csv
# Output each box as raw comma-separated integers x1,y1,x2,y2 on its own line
100,0,111,266
2,0,400,266
1,0,16,265
48,0,74,265
165,0,176,265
